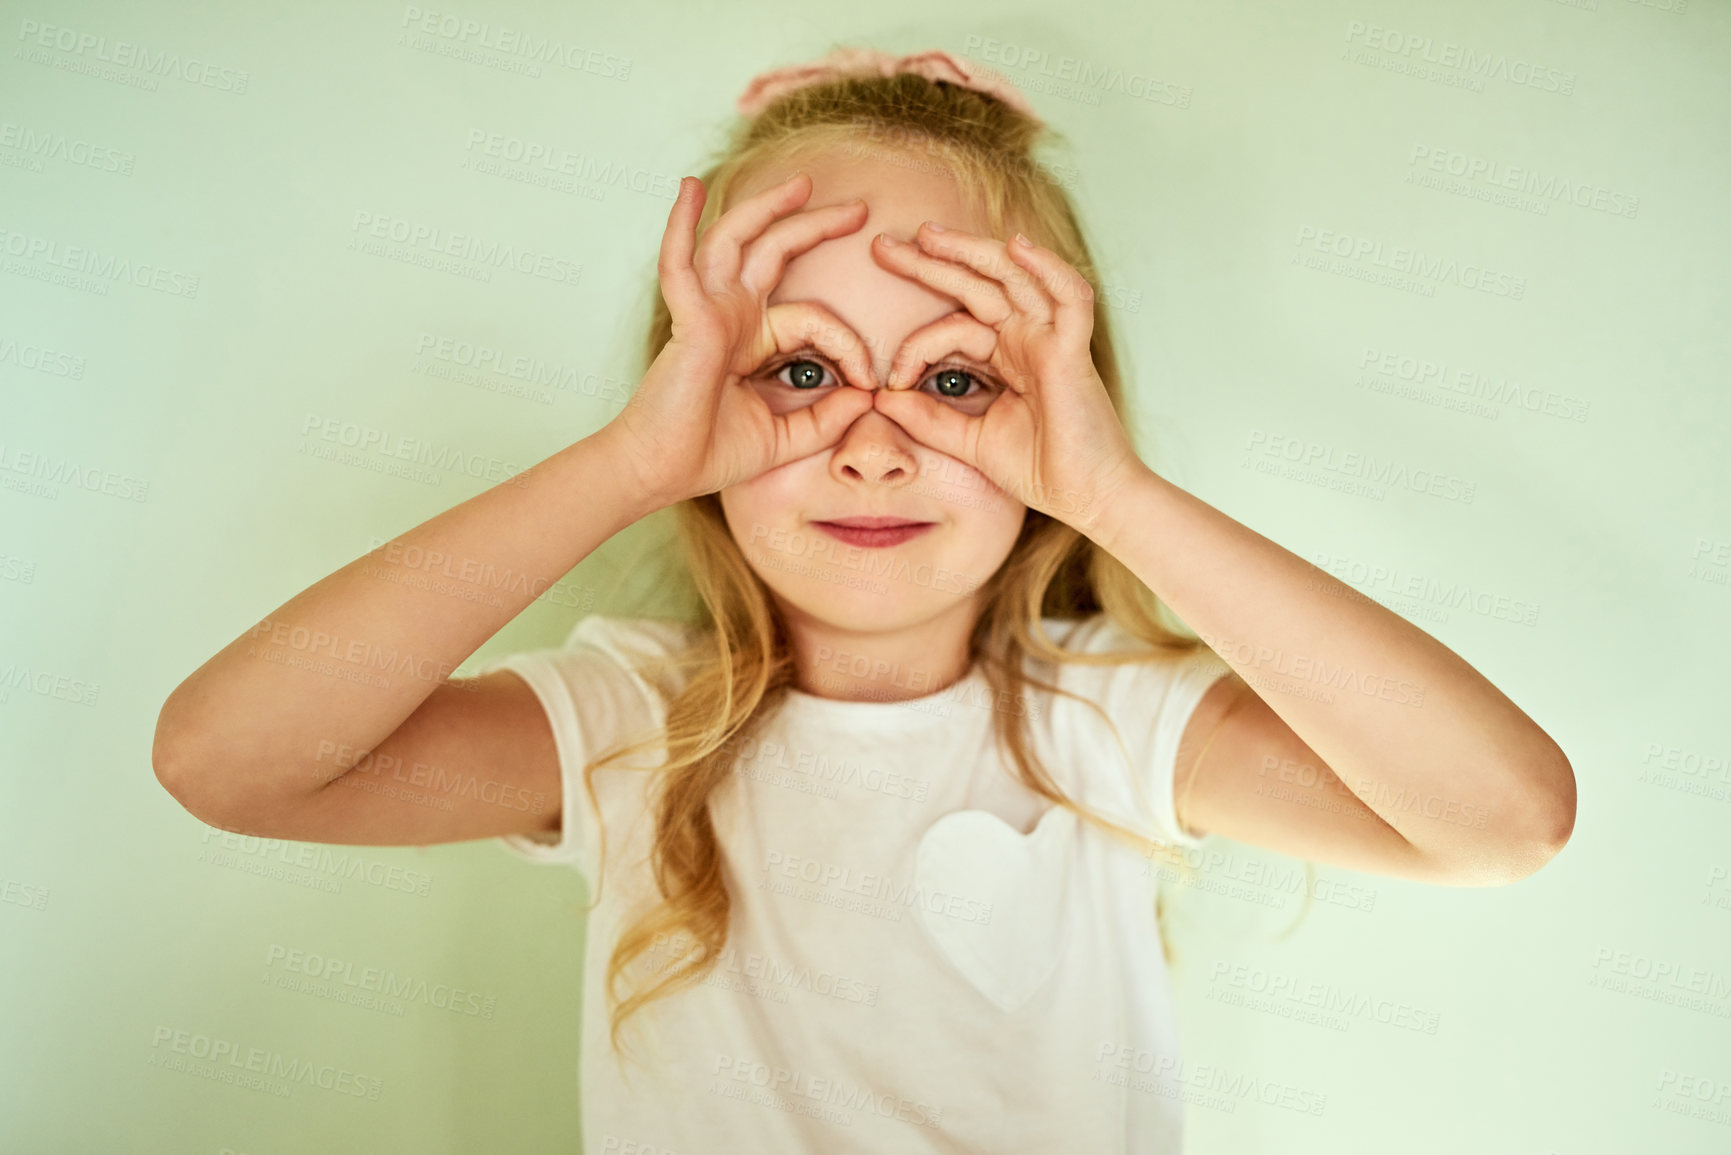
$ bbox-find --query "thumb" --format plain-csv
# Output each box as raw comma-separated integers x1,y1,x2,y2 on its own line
773,386,876,463
871,388,974,463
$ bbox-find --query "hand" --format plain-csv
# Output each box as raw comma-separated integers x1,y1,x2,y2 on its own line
866,223,1146,536
601,173,879,506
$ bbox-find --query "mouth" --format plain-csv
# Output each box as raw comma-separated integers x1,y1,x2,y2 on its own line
818,516,933,529
811,515,936,548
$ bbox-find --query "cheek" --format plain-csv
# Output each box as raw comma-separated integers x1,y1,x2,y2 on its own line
915,451,994,497
916,452,1018,518
720,463,814,544
974,498,1030,552
929,464,1027,554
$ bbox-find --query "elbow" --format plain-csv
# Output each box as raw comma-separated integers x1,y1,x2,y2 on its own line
152,696,221,821
1535,764,1577,859
151,697,191,795
152,712,203,815
1488,752,1578,885
1403,750,1576,887
1529,745,1577,857
150,696,312,839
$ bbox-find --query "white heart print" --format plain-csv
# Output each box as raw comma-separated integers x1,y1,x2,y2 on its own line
912,804,1078,1012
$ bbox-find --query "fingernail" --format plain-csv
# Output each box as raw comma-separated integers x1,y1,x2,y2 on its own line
1014,232,1034,248
923,221,945,233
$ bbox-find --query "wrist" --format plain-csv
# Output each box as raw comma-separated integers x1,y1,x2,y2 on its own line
579,426,688,521
1075,459,1158,552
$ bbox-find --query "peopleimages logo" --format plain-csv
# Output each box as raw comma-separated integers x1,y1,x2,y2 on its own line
0,441,148,502
1406,144,1638,219
0,332,87,379
461,129,678,199
398,6,632,79
710,1052,946,1130
1343,20,1576,95
299,412,532,489
1293,226,1525,300
0,224,200,297
1241,428,1477,506
15,20,252,93
0,660,101,707
961,34,1192,108
264,944,498,1018
0,121,136,175
147,1026,383,1099
348,210,582,286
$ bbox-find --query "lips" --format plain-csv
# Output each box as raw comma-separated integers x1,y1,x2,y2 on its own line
810,516,936,548
818,516,934,529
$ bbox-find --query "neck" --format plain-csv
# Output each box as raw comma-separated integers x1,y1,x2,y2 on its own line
782,596,979,702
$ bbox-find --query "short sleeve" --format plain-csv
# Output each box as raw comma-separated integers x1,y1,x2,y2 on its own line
471,615,697,879
1052,615,1233,849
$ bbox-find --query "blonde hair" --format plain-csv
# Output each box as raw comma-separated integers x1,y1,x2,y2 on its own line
573,50,1232,1070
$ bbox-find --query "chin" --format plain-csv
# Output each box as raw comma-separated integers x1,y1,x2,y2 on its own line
722,497,1019,628
761,571,953,630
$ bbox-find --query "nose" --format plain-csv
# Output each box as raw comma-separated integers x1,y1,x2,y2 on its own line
829,406,919,486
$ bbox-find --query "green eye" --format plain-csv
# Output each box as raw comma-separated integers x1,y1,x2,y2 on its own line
929,368,975,398
777,359,832,390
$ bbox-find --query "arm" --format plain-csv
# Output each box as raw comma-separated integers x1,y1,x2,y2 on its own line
853,221,1573,886
853,222,1573,885
154,172,881,846
1096,466,1575,886
152,427,660,835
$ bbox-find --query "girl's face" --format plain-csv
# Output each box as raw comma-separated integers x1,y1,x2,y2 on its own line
716,148,1029,633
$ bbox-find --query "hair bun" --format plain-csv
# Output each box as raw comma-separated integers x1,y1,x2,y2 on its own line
736,46,1042,126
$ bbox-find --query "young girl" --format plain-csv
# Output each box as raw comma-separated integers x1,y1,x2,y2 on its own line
154,45,1576,1155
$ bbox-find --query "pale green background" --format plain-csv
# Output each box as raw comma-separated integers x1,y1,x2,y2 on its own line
3,0,1728,1152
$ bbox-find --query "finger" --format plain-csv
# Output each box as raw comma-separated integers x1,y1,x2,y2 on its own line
657,177,709,319
763,301,882,391
869,232,1015,327
870,386,979,464
693,171,813,285
883,312,998,392
736,199,869,297
910,223,1055,324
1006,233,1097,348
771,382,877,465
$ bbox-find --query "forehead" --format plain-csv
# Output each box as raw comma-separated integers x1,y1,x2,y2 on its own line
730,143,985,224
729,146,992,355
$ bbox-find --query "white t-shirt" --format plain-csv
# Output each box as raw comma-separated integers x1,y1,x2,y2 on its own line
477,613,1231,1155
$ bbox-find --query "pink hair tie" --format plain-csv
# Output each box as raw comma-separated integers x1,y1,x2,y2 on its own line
736,46,1042,126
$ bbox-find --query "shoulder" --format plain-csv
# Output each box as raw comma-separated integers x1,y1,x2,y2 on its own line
1037,614,1235,845
1037,612,1232,736
567,613,707,658
563,614,710,700
1039,612,1129,655
1038,611,1223,670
